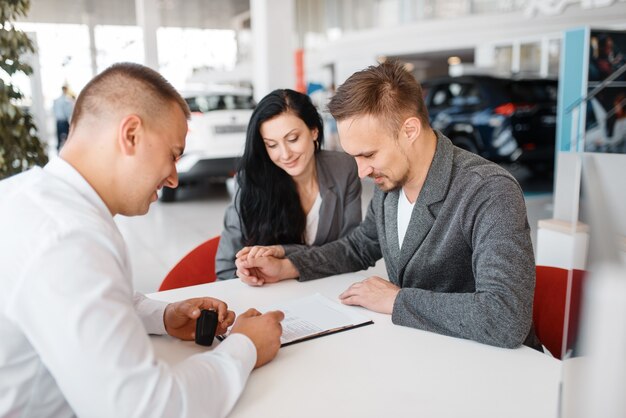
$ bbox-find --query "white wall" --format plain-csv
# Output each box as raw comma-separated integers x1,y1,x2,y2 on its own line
587,153,626,236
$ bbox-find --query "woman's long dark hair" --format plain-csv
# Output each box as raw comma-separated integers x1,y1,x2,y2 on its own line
238,89,324,246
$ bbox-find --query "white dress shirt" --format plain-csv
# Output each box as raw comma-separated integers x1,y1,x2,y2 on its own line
0,158,256,418
305,193,322,246
397,188,415,248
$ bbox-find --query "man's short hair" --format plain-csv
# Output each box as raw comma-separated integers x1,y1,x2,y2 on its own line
327,60,429,135
71,62,190,129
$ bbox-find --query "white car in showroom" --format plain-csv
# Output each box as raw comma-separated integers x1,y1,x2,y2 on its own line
161,87,255,201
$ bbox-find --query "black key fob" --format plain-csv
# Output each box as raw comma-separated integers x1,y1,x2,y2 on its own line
195,309,218,346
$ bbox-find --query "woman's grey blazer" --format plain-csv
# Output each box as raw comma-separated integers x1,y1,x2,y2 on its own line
215,150,362,280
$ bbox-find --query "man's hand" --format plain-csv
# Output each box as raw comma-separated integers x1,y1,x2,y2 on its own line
230,309,285,368
163,297,235,340
338,276,400,314
235,255,298,286
236,245,285,260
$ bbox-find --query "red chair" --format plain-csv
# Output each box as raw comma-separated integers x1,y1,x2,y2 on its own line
158,236,221,291
533,265,586,359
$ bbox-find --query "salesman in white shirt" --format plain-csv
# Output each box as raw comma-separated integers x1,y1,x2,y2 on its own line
0,62,284,418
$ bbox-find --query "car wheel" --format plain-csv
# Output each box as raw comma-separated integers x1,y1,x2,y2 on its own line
452,135,479,155
160,186,177,202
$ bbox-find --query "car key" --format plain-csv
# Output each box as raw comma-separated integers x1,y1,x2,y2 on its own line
195,309,218,346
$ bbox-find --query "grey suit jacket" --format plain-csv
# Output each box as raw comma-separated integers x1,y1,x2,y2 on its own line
288,132,538,349
215,150,362,280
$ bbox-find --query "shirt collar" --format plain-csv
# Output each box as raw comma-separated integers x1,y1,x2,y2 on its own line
44,157,113,220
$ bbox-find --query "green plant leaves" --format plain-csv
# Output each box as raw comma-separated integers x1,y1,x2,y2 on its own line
0,0,31,22
0,27,36,76
0,0,48,179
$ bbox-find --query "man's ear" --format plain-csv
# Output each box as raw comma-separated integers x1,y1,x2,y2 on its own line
118,114,142,156
403,117,422,144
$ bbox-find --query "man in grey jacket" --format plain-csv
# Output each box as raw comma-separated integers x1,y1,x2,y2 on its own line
236,61,539,349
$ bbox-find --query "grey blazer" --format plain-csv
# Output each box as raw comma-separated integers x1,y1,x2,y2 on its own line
215,150,362,280
288,132,538,349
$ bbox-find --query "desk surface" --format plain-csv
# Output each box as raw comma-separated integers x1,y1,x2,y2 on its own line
148,273,561,418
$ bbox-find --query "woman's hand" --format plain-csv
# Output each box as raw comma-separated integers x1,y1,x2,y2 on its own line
236,245,285,260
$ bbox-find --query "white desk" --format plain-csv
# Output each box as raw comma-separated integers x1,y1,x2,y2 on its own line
148,273,561,418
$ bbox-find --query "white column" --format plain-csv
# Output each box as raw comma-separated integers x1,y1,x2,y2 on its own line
539,36,549,78
250,0,296,102
135,0,160,70
511,41,521,74
24,33,49,147
536,153,588,270
86,16,97,76
82,0,98,76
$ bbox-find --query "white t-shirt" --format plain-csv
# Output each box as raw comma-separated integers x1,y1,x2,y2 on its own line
305,193,322,246
397,188,416,248
0,158,256,418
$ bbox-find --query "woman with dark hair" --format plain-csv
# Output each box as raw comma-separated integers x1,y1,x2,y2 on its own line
215,89,362,280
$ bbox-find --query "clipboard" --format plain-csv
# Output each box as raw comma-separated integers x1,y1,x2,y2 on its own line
217,293,374,347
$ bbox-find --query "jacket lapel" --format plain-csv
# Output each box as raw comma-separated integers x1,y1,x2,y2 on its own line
397,132,454,283
314,155,337,245
383,190,401,281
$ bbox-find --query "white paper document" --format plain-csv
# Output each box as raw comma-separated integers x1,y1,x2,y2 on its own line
261,293,373,346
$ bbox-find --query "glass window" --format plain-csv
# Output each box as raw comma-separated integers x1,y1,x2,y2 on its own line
157,27,237,88
375,0,400,28
471,0,526,13
520,42,541,74
495,45,513,74
185,94,254,113
449,82,462,96
548,38,561,77
225,94,255,110
449,83,481,106
506,80,558,103
430,0,469,18
94,26,143,72
429,82,481,108
431,86,450,107
462,83,482,105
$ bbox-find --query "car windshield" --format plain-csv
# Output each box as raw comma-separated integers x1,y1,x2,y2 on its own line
504,81,558,103
186,94,255,113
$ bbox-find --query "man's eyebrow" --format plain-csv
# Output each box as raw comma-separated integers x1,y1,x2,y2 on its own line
352,150,375,157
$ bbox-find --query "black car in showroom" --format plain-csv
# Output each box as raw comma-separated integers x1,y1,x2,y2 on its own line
422,75,558,173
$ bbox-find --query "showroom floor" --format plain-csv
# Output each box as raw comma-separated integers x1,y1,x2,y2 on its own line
116,165,554,294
